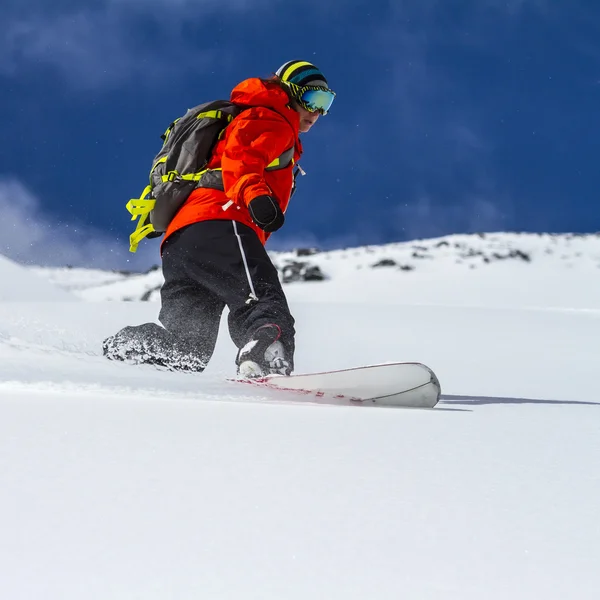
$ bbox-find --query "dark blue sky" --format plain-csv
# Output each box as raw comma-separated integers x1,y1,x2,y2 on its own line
1,0,598,269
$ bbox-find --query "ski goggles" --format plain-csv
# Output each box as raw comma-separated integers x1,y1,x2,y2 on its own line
288,83,336,115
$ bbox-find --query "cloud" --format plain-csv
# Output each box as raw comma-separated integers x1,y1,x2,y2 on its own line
0,178,158,270
375,0,557,134
0,0,264,89
392,185,515,241
3,11,142,87
343,0,549,242
480,0,551,16
107,0,258,8
269,229,367,253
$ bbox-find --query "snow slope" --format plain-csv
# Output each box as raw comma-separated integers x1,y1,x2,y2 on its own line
0,254,76,302
2,233,600,599
31,231,600,305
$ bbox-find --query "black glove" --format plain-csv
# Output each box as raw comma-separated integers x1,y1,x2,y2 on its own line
248,195,285,233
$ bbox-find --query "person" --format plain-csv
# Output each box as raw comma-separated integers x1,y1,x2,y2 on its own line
103,60,336,377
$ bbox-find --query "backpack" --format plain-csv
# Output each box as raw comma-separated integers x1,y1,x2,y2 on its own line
127,100,244,253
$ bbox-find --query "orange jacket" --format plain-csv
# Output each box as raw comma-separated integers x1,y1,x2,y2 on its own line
163,78,303,246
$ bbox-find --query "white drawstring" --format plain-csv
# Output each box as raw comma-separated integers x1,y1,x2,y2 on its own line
232,221,259,303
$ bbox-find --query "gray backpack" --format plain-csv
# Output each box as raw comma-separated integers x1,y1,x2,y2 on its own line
127,100,244,253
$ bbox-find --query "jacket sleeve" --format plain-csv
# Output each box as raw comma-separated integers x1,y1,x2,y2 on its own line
221,108,295,207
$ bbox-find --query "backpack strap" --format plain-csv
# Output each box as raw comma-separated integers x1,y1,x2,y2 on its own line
126,166,221,253
265,147,295,171
126,185,156,253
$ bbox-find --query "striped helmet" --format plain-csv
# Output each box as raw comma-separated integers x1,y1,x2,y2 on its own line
276,60,329,89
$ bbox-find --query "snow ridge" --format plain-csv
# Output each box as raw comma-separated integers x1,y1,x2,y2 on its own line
29,231,600,302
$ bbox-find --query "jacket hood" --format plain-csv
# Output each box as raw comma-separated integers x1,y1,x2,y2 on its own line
230,77,294,115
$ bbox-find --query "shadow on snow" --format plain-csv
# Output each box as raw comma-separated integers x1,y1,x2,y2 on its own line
441,394,600,407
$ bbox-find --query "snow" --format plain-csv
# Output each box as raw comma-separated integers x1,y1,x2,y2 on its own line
1,233,600,599
0,254,77,302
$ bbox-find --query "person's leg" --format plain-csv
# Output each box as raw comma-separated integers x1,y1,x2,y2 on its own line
103,226,224,372
106,219,295,376
222,221,296,375
158,227,225,366
163,221,295,362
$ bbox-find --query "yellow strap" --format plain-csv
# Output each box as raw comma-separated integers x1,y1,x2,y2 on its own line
266,147,295,172
150,156,168,176
126,198,155,219
159,168,217,184
126,164,226,253
196,110,234,122
126,185,153,213
197,110,221,120
129,223,156,253
160,170,181,183
162,118,180,142
126,185,156,253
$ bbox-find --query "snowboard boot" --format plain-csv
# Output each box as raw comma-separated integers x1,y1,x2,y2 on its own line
236,324,292,379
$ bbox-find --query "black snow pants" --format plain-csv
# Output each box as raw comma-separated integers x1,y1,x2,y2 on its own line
103,220,295,372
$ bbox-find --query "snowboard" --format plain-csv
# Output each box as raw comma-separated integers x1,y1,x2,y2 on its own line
233,362,441,408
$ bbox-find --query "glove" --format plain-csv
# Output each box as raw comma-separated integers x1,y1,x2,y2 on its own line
248,195,285,233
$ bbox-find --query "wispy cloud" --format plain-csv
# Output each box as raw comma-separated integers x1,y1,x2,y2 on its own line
270,230,368,253
349,0,548,240
392,187,515,241
0,178,157,270
108,0,260,8
0,0,266,89
479,0,551,17
3,11,144,87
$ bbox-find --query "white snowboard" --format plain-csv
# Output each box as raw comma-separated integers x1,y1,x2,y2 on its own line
234,362,441,408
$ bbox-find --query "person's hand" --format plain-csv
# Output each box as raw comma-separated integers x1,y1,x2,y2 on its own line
248,195,285,232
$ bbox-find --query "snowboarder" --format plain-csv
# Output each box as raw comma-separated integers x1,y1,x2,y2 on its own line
103,60,336,377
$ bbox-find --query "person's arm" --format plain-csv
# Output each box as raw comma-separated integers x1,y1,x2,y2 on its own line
221,108,294,208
